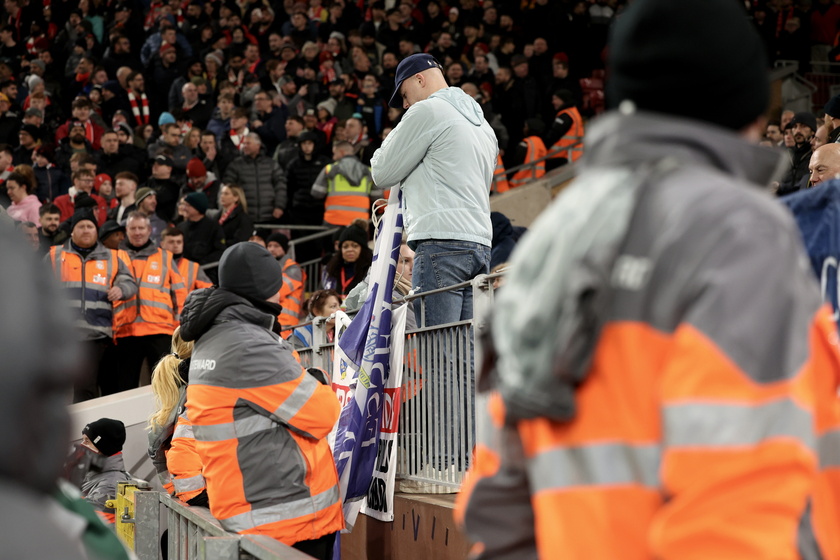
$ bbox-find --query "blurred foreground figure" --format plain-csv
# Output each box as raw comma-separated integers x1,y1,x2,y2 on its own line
456,0,840,558
0,232,128,559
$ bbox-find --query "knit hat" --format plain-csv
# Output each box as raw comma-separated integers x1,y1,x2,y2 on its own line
135,187,155,205
160,42,176,55
99,219,125,241
186,157,206,178
218,242,283,300
606,0,769,131
19,124,40,141
204,49,224,68
82,418,126,456
154,154,174,167
826,95,840,119
94,173,111,192
158,112,176,126
339,224,368,248
266,232,289,253
789,111,817,132
184,191,209,214
71,207,98,232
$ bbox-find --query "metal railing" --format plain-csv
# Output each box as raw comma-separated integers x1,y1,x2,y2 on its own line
492,135,583,194
132,491,311,560
294,271,502,490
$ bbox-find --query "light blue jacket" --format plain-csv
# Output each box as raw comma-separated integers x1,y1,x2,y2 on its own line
371,87,496,247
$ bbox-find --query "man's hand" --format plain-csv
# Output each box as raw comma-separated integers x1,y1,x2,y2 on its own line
273,208,284,219
107,286,124,301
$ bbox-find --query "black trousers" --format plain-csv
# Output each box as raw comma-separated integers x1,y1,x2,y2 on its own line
107,334,171,394
74,338,110,403
293,532,336,560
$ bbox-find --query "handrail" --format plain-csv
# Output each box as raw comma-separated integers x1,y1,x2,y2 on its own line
493,134,583,193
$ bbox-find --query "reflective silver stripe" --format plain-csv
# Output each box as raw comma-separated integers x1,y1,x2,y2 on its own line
172,422,195,440
272,373,317,422
819,428,840,469
51,246,63,274
664,398,815,449
137,297,175,313
158,471,173,486
193,414,278,442
527,443,661,493
84,300,116,311
62,281,109,293
327,204,369,213
173,474,206,494
220,485,339,532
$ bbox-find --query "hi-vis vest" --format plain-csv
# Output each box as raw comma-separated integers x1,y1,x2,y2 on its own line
114,248,187,338
549,106,585,162
50,244,131,340
177,258,213,292
169,409,206,502
277,256,305,338
510,137,547,189
494,154,511,193
324,163,373,226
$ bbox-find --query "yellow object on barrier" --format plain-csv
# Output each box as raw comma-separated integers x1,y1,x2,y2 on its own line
105,481,150,549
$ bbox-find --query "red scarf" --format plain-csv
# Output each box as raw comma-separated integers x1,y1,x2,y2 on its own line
218,205,236,225
229,127,248,152
128,90,150,126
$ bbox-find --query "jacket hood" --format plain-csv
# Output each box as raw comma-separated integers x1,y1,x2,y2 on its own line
430,87,484,126
180,287,276,341
584,110,786,186
332,156,370,185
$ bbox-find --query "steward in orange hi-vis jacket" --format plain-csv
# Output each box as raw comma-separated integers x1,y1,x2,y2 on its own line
456,0,840,558
182,243,342,557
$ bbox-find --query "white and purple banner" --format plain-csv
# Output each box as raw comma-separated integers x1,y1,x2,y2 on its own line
331,187,404,531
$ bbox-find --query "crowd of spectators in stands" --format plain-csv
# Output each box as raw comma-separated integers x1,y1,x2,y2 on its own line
9,0,840,397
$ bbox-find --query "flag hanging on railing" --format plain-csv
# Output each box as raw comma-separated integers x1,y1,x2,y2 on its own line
782,179,840,329
332,187,404,530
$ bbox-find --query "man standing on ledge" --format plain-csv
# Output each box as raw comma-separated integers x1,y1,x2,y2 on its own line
371,53,497,327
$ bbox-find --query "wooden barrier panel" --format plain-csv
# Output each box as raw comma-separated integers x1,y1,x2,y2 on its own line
341,493,471,560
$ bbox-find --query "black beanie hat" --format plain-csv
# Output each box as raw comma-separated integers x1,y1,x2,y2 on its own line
826,95,840,119
184,191,209,215
71,207,98,232
339,224,368,248
266,232,290,253
82,418,126,456
606,0,769,131
219,242,283,300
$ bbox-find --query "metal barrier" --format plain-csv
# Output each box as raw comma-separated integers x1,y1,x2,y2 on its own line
132,490,311,560
294,272,501,490
493,135,583,194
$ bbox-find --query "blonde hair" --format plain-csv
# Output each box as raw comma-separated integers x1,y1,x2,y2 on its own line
148,327,194,430
223,183,248,214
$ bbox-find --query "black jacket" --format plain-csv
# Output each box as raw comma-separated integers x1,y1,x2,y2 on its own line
285,151,330,223
218,204,254,246
177,215,225,266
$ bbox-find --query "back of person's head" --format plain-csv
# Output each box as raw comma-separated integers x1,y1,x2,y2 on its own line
149,326,194,430
606,0,768,131
218,242,283,300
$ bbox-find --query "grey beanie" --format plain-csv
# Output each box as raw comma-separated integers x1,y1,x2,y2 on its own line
219,242,283,300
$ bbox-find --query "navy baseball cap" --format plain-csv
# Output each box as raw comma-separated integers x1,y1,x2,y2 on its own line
388,53,443,109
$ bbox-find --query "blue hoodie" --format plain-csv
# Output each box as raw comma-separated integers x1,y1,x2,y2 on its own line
371,87,497,247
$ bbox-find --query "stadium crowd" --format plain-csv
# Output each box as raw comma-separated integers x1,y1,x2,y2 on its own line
4,0,840,397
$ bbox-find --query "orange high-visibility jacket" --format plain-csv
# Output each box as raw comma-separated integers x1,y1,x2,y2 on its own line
168,408,207,503
48,242,137,340
114,244,187,338
277,254,306,339
510,136,546,189
183,288,343,546
493,155,511,193
456,111,840,560
176,257,213,292
548,106,585,162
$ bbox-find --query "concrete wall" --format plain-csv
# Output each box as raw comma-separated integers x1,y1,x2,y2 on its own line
70,387,161,489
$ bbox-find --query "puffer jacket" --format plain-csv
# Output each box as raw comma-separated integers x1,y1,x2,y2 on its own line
181,288,343,545
81,453,132,524
222,153,287,223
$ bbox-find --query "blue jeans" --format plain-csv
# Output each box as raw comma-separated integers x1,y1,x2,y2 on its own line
411,240,490,470
412,240,491,327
